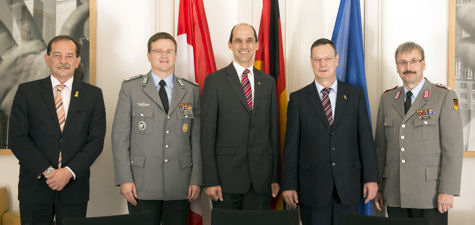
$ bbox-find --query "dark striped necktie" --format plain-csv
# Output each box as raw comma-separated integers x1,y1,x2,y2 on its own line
321,88,333,126
241,69,252,110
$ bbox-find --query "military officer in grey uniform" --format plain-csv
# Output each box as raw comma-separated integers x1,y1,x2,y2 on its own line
112,32,201,225
374,42,463,225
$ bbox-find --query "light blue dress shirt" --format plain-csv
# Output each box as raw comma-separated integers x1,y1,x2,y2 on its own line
151,72,174,103
403,78,426,104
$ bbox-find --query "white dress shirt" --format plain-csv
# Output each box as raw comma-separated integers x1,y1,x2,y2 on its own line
50,75,76,179
315,79,338,119
51,75,73,119
233,61,255,107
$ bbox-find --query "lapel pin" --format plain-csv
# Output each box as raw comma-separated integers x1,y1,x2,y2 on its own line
343,95,347,100
74,91,79,98
258,81,261,86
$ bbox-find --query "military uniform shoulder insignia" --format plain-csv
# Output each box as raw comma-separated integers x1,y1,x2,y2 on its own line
124,74,143,82
178,78,199,87
435,83,451,90
384,86,398,93
453,98,459,111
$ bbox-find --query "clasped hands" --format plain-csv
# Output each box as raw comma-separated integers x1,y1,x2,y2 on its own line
42,167,73,191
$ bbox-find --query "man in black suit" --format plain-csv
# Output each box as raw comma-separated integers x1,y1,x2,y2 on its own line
201,23,280,210
281,38,378,225
9,35,106,225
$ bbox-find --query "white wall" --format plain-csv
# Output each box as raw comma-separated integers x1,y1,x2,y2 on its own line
1,0,474,224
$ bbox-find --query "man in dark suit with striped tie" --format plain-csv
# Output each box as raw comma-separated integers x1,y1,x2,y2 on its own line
9,35,106,225
281,38,378,225
201,23,280,210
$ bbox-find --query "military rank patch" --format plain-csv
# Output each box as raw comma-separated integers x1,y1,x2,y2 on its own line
453,98,459,111
423,90,430,99
141,76,149,86
394,91,402,100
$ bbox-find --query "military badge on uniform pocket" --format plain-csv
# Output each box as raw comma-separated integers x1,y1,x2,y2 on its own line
183,123,189,133
138,121,146,131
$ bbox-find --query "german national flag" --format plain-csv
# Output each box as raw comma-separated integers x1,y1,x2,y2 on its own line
254,0,287,210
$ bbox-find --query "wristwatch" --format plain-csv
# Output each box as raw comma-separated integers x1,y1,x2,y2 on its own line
45,166,55,176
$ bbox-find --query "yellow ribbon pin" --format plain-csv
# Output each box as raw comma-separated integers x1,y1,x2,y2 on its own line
74,91,79,98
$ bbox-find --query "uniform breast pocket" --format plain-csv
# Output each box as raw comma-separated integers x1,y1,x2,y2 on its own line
384,118,394,141
132,109,154,135
177,111,193,136
414,119,436,141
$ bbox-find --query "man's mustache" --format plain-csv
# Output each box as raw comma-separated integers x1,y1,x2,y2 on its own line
56,64,71,69
403,71,416,75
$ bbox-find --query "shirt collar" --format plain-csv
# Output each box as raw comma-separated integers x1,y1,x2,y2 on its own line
151,71,174,89
233,61,253,78
50,75,73,90
403,78,425,99
314,79,338,94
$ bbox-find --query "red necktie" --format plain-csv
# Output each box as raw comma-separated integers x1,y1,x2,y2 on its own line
321,88,333,126
241,69,252,110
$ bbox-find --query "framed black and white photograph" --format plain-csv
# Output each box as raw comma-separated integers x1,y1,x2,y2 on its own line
449,0,475,156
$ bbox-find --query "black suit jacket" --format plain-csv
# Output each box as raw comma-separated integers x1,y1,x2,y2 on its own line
201,63,279,194
281,81,377,207
9,76,106,204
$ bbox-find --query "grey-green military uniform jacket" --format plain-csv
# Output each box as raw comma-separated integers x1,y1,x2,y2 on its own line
375,78,463,209
112,72,201,200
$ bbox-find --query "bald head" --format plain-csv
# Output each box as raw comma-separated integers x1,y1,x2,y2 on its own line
228,23,258,43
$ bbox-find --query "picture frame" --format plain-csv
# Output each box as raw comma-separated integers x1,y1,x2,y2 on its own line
448,0,475,157
0,0,96,155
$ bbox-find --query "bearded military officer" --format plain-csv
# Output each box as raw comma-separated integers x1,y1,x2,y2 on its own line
112,32,201,225
374,42,463,225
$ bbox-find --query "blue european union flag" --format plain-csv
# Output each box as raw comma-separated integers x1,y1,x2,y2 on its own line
332,0,373,216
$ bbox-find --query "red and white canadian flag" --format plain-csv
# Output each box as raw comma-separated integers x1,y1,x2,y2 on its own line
176,0,216,225
176,0,216,93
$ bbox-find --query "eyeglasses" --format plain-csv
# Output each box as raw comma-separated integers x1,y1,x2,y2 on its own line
311,57,335,64
151,49,176,55
396,59,423,66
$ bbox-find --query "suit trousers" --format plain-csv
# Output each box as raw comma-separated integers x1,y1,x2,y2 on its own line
387,207,448,225
19,192,87,225
212,185,271,210
300,188,358,225
128,199,189,225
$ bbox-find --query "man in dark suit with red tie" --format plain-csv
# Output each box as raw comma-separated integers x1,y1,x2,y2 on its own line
281,38,378,225
201,23,280,210
9,35,106,225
